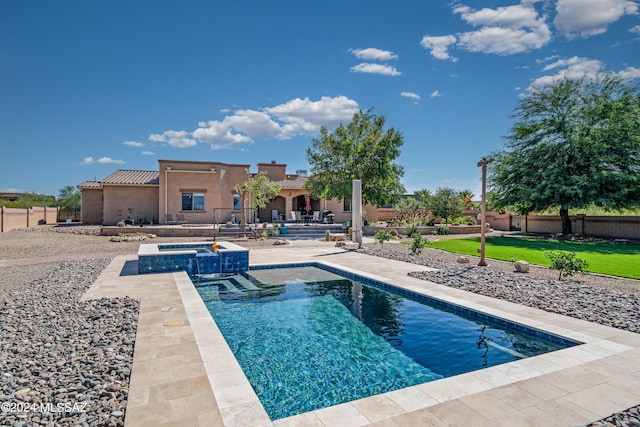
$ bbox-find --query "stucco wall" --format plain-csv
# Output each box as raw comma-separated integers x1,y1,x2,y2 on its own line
1,206,59,232
159,160,251,224
257,162,286,180
102,186,159,225
80,188,104,224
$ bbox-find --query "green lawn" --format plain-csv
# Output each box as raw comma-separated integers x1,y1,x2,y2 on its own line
431,237,640,279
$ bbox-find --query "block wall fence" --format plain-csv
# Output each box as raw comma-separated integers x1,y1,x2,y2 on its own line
377,208,639,240
0,206,59,232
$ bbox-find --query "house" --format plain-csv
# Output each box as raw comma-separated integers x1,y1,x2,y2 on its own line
78,160,379,225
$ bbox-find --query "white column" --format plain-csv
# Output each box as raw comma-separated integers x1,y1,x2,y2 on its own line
352,180,363,247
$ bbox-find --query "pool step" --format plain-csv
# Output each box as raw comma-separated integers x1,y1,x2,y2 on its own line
232,275,260,290
198,285,220,302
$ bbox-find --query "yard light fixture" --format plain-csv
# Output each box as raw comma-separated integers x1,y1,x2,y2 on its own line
477,157,494,266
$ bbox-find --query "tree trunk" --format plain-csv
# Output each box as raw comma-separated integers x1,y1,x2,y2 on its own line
559,206,572,235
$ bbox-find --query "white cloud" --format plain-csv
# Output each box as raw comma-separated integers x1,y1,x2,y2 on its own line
122,141,144,147
554,0,638,39
454,2,551,55
148,130,197,148
192,121,254,149
350,63,401,76
141,151,155,156
527,56,640,93
420,35,458,61
264,96,359,137
422,1,551,60
401,92,421,102
631,25,640,35
81,156,125,165
430,90,442,98
154,96,359,150
618,66,640,79
349,48,398,61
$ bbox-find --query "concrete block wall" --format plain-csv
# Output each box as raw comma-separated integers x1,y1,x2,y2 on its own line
0,206,60,232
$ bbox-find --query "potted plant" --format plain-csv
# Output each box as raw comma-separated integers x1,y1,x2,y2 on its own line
279,220,288,234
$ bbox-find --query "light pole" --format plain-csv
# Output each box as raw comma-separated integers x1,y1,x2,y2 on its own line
477,157,494,266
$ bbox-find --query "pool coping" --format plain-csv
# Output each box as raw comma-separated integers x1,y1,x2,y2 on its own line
86,248,640,426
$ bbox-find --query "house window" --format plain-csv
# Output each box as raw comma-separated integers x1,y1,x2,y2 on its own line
343,199,352,212
233,194,241,211
182,192,205,211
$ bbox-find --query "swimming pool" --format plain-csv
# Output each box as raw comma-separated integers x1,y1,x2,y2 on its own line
193,263,579,420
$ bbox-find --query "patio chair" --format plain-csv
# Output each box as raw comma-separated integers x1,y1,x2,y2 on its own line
290,211,301,223
272,209,279,223
165,214,177,225
175,214,188,224
311,211,321,224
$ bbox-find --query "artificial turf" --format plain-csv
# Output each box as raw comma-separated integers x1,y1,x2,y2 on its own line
431,236,640,279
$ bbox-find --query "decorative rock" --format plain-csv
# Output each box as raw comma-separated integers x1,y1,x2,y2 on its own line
335,241,346,247
0,258,138,426
272,239,289,245
456,256,470,264
514,260,530,273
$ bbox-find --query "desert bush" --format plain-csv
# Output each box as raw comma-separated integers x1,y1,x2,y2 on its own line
374,229,393,248
437,226,449,235
404,223,420,238
545,251,590,280
410,233,426,255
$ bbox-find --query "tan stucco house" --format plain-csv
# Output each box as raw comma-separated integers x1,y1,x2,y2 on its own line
78,160,378,225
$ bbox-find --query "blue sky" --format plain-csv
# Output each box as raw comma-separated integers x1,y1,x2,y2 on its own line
1,0,639,199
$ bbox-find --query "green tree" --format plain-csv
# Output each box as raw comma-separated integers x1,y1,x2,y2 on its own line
57,185,81,210
2,193,56,208
393,196,422,223
429,187,464,225
234,170,282,224
304,109,405,206
489,74,640,234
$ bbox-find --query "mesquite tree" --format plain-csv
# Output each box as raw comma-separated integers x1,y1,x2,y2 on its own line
489,74,640,234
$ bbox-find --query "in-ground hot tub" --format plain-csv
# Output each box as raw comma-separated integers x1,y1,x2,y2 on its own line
137,241,249,275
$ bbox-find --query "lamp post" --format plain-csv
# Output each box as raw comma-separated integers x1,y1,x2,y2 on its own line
477,157,494,266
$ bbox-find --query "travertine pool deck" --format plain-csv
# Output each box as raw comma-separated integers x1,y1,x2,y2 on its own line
82,246,640,426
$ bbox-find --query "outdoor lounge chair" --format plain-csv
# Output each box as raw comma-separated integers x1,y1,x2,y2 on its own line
311,211,321,224
165,214,177,225
175,214,188,224
290,211,301,223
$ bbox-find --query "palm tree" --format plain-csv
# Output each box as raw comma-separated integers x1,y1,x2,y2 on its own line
459,189,475,210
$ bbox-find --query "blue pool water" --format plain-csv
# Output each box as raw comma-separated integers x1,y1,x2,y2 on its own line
193,264,578,420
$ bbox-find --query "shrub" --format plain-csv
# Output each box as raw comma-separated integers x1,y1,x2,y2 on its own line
410,233,426,255
325,229,331,241
545,251,590,280
462,216,477,225
404,223,420,238
389,229,399,238
374,229,393,248
348,227,352,240
116,221,126,227
437,226,449,235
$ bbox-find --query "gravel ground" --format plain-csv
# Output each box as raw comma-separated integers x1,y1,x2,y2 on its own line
1,225,638,426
